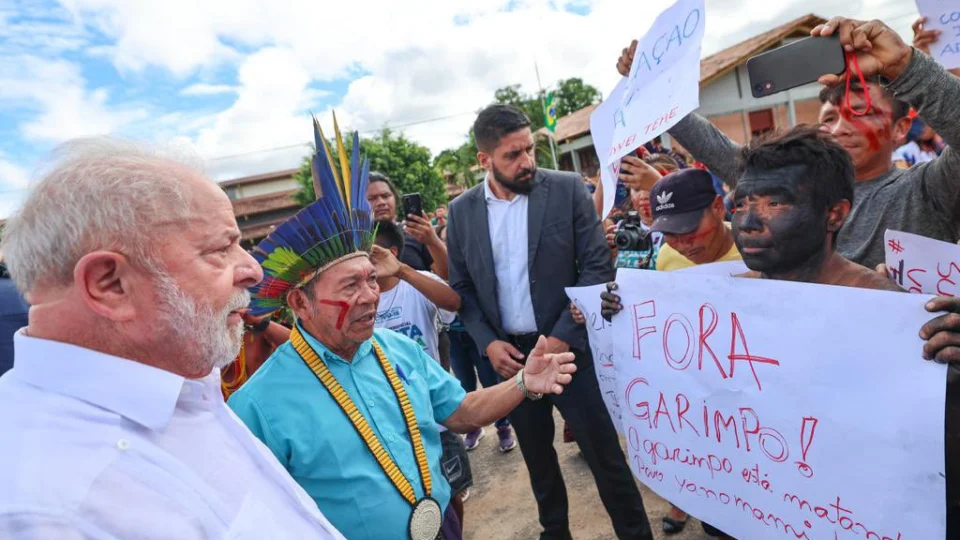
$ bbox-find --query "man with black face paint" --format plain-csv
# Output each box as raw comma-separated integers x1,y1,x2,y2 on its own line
447,104,654,540
602,125,960,538
615,16,960,269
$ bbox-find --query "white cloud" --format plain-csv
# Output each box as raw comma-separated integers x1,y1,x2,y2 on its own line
0,156,30,190
3,0,923,184
0,56,147,143
180,83,237,96
0,155,31,220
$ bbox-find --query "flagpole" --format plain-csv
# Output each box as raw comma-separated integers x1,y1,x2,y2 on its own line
534,61,559,170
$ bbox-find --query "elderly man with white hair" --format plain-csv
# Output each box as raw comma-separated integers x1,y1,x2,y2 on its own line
0,139,344,539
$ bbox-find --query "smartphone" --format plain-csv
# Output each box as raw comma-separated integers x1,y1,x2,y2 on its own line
747,34,845,98
402,193,423,219
613,180,630,210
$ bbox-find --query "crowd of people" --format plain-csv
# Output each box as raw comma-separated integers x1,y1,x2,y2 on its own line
1,13,960,540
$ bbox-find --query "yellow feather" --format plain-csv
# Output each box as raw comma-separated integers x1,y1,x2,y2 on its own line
316,118,345,197
332,112,353,211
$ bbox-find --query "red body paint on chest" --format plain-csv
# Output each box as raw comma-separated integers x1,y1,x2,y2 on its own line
319,300,351,330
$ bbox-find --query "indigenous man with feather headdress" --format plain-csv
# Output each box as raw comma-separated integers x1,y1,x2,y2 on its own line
228,116,578,540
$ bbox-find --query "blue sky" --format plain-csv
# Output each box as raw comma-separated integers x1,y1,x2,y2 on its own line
0,0,919,217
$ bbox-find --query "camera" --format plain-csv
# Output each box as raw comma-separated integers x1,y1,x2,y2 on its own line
754,81,774,95
614,211,651,252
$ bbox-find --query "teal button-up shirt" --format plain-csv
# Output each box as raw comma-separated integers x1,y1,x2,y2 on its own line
228,325,466,540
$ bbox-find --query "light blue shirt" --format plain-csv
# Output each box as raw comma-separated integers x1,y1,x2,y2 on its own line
228,324,466,540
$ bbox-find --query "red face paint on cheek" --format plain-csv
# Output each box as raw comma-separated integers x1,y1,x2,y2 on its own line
319,300,351,330
840,108,881,152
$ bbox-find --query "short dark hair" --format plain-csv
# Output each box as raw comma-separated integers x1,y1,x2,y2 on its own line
740,125,854,215
473,105,531,153
374,219,405,257
368,172,400,202
818,80,909,121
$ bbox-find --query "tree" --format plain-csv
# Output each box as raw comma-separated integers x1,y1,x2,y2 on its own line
293,128,448,212
433,131,481,189
438,78,604,172
553,77,601,117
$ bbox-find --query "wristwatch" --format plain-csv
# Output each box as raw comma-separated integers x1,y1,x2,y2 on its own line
515,369,543,401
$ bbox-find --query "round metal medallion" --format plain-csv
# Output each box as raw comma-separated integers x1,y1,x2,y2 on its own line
408,497,443,540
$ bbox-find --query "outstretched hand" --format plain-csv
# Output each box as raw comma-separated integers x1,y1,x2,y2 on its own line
370,245,402,278
617,40,638,77
912,17,941,55
811,17,913,86
600,282,623,322
522,336,577,395
920,296,960,364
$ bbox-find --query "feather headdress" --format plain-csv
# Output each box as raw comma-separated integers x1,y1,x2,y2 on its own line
248,114,374,316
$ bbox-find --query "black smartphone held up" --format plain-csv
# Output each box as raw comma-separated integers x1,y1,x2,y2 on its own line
747,34,845,98
402,193,423,219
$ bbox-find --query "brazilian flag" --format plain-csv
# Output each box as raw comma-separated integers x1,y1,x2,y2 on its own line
544,93,557,133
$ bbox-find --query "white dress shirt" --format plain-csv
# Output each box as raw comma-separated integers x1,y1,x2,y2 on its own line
485,176,538,334
0,330,345,540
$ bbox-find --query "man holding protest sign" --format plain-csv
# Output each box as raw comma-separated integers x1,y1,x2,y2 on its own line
601,123,960,538
616,16,960,270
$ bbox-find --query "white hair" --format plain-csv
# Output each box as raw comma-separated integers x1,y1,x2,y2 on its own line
1,137,208,295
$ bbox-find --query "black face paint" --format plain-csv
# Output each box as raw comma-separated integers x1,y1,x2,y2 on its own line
732,164,828,275
492,162,536,195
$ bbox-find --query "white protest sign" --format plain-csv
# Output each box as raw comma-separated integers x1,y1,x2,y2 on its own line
566,284,622,433
676,260,749,277
590,78,627,219
611,269,946,539
604,0,705,166
885,229,960,296
916,0,960,69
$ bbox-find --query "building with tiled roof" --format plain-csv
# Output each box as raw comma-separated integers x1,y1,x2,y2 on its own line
539,13,828,174
220,168,302,247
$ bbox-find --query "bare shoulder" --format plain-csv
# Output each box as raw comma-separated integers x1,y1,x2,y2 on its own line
842,263,904,292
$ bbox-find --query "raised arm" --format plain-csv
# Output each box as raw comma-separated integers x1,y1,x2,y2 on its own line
816,17,960,217
398,267,461,312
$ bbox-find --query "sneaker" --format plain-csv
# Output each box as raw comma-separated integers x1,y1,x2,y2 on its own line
497,426,517,453
460,488,471,503
464,428,485,451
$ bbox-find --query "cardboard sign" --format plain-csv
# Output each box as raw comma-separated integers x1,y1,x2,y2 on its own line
603,0,705,167
566,284,621,433
916,0,960,70
885,229,960,296
590,78,627,219
611,269,946,539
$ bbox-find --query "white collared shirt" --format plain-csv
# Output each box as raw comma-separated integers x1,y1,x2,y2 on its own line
0,330,345,540
484,176,538,334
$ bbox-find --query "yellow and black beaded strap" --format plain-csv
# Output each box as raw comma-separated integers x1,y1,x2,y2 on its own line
290,326,432,504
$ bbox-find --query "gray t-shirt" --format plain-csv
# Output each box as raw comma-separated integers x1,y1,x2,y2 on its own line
668,51,960,269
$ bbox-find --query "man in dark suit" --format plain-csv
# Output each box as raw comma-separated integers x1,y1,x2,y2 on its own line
446,104,653,540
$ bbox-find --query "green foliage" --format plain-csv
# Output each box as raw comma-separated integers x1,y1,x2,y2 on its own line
553,77,601,117
433,131,480,189
436,78,602,173
293,129,448,212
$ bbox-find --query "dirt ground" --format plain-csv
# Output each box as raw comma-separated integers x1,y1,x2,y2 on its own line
462,409,714,540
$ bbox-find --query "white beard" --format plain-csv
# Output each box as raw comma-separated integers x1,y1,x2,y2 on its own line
153,272,250,376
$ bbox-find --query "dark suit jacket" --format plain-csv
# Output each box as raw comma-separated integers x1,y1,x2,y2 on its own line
446,169,614,354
